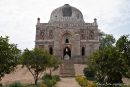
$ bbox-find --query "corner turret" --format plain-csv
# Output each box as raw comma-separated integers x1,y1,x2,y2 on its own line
37,18,40,24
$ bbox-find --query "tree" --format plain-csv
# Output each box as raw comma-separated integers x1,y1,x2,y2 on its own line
116,35,130,66
87,46,129,86
47,56,62,76
98,30,116,50
21,48,51,85
0,36,20,84
116,35,130,77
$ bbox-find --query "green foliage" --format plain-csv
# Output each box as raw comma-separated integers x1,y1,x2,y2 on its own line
52,75,60,81
83,67,95,78
41,73,52,81
41,74,60,87
116,35,130,66
98,30,116,50
47,56,62,76
5,82,25,87
88,46,129,84
87,34,130,86
116,35,130,78
36,83,48,87
122,86,130,87
21,48,50,85
43,79,52,87
21,47,62,85
0,36,20,82
75,75,98,87
50,79,56,86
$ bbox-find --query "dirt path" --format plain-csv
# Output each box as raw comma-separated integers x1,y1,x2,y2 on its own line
53,77,80,87
1,65,59,85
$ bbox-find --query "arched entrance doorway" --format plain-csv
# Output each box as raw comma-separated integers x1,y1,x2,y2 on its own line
63,47,71,59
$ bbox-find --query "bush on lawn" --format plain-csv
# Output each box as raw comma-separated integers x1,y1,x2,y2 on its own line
5,82,25,87
42,79,52,87
41,74,60,87
83,67,95,78
52,75,60,81
37,83,48,87
50,79,56,86
41,73,52,81
75,75,98,87
75,75,88,87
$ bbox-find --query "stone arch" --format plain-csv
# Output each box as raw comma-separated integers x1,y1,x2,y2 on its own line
63,46,71,59
49,47,53,55
58,30,75,40
89,43,95,54
89,31,94,40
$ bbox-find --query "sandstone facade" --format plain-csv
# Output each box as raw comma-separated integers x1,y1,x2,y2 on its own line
35,4,99,63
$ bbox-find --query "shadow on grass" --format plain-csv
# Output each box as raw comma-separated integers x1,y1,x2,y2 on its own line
87,77,97,82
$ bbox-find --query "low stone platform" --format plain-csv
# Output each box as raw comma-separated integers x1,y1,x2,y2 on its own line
60,60,75,77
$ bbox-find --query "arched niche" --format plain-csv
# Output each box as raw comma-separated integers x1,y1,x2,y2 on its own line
81,47,85,56
49,47,53,55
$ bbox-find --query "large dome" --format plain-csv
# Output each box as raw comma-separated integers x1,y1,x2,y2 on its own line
49,4,85,23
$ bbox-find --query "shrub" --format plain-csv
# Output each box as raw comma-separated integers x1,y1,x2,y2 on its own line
87,82,98,87
42,79,52,87
5,82,25,87
50,79,56,85
41,74,60,87
52,75,60,81
41,73,52,81
75,75,98,87
75,75,88,87
83,67,95,78
37,83,48,87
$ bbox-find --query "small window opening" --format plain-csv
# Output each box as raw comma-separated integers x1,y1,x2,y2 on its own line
66,39,69,43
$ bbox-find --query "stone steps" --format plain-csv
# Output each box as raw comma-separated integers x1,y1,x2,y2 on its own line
60,60,75,77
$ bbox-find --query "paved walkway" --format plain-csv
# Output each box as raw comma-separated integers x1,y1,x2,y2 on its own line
53,77,80,87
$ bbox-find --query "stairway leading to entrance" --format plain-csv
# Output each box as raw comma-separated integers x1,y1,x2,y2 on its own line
60,60,75,77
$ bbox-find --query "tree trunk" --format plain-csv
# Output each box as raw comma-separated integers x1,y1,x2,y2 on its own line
0,83,3,87
35,72,39,85
35,77,38,85
49,69,52,76
0,77,3,86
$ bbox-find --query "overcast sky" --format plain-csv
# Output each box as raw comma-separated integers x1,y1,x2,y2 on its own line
0,0,130,50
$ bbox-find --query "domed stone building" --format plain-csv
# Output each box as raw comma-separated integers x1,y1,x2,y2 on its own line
35,4,99,64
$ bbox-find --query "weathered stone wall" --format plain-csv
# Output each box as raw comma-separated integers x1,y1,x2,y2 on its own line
35,4,99,64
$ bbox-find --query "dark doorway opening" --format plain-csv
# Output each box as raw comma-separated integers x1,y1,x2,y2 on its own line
65,39,69,43
49,47,53,55
63,47,71,59
81,47,85,56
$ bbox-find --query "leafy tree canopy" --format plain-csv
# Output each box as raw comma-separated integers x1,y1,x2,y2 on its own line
21,47,62,85
47,56,62,76
0,36,20,82
98,29,116,50
21,48,50,85
116,35,130,65
88,46,129,85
